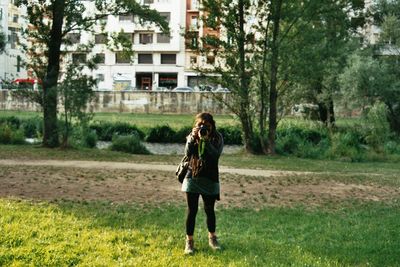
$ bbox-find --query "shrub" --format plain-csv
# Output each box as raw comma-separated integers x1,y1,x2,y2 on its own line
361,102,391,150
0,124,12,144
90,121,145,141
145,125,176,143
218,126,243,145
275,123,329,157
20,117,43,138
0,116,20,129
111,134,150,154
327,130,365,162
81,130,98,148
174,126,192,143
0,124,25,145
384,140,400,155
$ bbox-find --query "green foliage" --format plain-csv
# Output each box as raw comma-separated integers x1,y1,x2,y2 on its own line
20,117,43,138
174,126,192,143
218,126,243,145
145,125,176,143
0,124,26,145
328,130,366,162
361,102,391,150
0,116,21,129
81,129,98,149
111,134,150,154
276,122,330,158
90,121,145,141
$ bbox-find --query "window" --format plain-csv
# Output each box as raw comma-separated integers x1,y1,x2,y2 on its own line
160,12,170,23
13,14,18,23
157,33,170,43
72,53,87,64
143,0,154,4
190,16,198,30
116,52,131,64
190,56,197,64
66,33,80,44
138,54,153,64
191,0,199,10
8,27,18,49
191,36,198,48
95,34,107,44
139,33,153,44
161,54,176,64
119,14,133,21
95,73,105,82
206,56,215,64
95,53,105,64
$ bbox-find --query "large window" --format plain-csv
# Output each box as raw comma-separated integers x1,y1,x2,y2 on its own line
161,54,176,64
157,33,170,43
72,53,87,64
95,53,105,64
119,14,133,21
160,12,170,23
66,33,80,44
139,33,153,44
190,16,198,31
138,54,153,64
116,52,131,64
95,34,107,44
159,73,177,89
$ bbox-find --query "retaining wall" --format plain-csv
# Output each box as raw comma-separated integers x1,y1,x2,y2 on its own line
0,90,232,114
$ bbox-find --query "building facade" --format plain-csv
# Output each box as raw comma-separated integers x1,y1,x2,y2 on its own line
63,0,187,91
0,0,27,84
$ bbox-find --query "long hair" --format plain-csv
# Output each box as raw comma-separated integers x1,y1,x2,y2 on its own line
194,112,217,137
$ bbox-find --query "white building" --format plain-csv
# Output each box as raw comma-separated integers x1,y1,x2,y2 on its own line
0,0,27,83
64,0,187,91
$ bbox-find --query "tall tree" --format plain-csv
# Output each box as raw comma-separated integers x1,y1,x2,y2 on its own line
200,0,256,153
17,0,168,147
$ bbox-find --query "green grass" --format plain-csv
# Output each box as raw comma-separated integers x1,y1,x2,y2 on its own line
1,199,399,266
0,111,239,129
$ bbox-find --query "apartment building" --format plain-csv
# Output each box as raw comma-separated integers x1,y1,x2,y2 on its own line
183,0,221,88
62,0,186,91
0,0,27,83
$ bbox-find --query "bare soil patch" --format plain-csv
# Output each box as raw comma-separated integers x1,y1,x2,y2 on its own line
1,162,398,208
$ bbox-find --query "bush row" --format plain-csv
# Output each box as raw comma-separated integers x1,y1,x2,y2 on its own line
1,115,400,160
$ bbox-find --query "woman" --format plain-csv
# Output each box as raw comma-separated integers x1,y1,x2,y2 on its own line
181,112,224,255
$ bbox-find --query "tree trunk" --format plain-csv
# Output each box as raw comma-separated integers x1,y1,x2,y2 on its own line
42,0,65,148
259,20,270,154
238,0,254,154
267,0,283,155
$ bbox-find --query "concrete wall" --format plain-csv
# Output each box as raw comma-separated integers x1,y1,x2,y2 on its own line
0,90,232,115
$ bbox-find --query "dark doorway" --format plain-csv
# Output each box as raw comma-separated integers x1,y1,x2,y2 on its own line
136,72,153,90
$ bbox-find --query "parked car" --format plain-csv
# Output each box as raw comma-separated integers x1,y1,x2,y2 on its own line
213,87,231,93
172,86,194,92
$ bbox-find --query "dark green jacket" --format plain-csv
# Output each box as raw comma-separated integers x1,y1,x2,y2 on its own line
184,131,224,182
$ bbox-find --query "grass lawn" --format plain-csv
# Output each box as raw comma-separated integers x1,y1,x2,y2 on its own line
0,111,239,129
1,199,399,266
0,144,400,266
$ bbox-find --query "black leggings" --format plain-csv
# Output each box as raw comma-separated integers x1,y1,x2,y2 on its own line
186,192,216,236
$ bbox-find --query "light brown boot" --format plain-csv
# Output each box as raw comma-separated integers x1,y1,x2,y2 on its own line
184,239,194,255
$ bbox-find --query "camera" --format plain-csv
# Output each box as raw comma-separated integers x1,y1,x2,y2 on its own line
198,125,209,137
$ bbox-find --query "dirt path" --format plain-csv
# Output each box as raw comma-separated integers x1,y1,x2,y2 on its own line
0,159,398,208
0,159,311,177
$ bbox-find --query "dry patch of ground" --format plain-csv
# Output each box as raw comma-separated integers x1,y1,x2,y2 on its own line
1,163,398,208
